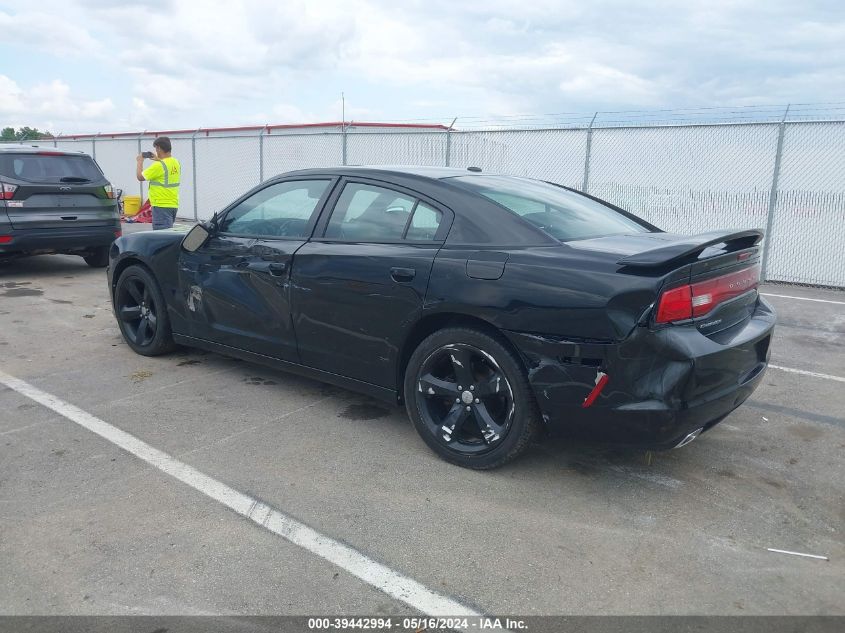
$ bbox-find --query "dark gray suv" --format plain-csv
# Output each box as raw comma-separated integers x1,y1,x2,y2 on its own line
0,145,121,267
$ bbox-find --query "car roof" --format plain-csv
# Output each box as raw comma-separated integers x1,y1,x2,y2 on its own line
0,144,87,156
282,165,493,182
273,165,560,247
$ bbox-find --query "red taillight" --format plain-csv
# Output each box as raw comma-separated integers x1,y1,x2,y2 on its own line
114,230,122,238
0,235,12,244
104,184,114,199
656,265,760,324
656,284,693,323
1,182,18,200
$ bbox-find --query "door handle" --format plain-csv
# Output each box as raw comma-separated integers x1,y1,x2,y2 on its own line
390,267,416,282
268,262,288,276
244,261,288,276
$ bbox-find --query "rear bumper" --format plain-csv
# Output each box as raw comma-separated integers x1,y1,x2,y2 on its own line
0,224,120,256
506,297,776,449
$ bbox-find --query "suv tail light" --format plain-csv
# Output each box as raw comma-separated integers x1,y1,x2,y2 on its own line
656,265,761,324
1,181,18,200
104,184,114,199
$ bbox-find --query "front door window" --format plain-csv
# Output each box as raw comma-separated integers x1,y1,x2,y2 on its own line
221,179,331,238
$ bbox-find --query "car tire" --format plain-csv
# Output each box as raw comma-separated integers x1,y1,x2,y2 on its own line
83,246,110,268
114,264,176,356
404,327,540,469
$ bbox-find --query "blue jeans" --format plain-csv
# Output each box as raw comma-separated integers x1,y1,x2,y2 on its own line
152,206,176,230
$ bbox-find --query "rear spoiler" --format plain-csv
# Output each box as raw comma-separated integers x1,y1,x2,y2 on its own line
617,229,764,267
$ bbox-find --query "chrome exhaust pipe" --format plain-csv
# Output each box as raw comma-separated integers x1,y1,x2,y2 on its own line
674,427,704,449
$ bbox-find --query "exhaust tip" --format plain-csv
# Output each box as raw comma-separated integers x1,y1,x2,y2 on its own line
674,427,704,449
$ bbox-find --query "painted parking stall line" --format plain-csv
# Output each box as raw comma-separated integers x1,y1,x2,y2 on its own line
761,293,845,306
0,369,480,618
769,365,845,384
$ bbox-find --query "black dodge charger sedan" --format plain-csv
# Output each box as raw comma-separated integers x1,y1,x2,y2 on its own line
108,166,775,469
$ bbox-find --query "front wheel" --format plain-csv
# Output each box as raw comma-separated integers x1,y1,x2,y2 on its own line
114,265,176,356
404,327,540,469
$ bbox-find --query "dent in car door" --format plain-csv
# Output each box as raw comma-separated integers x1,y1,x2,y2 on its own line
178,177,335,362
178,234,303,362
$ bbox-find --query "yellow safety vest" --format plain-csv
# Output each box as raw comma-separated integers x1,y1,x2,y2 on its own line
143,157,181,208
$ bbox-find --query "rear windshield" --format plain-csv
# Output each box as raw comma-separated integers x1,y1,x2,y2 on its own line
451,175,650,241
0,153,103,184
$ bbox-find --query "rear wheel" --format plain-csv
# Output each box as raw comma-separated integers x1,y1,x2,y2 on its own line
83,246,109,268
114,265,176,356
404,327,540,469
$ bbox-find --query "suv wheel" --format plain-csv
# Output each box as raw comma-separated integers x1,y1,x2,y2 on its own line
114,265,176,356
83,246,109,268
404,327,540,469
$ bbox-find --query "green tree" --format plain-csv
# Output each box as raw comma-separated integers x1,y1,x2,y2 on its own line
0,126,54,141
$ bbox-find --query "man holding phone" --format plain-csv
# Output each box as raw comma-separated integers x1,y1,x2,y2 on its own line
136,136,181,230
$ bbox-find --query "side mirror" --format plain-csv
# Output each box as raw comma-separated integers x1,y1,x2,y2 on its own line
182,223,212,252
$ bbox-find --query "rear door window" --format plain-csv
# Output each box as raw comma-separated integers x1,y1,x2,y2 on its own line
0,153,103,183
405,203,443,241
324,183,416,241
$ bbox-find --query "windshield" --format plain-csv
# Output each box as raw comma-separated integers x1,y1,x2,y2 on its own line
451,175,651,241
0,153,103,184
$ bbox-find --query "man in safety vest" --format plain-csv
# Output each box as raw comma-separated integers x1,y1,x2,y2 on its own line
136,136,181,230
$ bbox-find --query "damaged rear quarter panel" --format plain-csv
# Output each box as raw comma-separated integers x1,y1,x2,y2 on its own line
426,246,665,342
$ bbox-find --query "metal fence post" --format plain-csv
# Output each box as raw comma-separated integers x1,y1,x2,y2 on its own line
761,105,790,280
341,122,347,166
92,133,99,160
258,126,266,183
137,133,144,201
582,112,598,193
191,129,200,221
445,117,457,167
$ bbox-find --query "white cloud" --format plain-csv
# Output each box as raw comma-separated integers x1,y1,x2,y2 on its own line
0,10,100,56
0,75,25,114
1,0,844,133
0,77,115,133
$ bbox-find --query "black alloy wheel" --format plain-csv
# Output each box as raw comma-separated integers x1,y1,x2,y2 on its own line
115,265,175,356
418,343,515,453
405,327,540,469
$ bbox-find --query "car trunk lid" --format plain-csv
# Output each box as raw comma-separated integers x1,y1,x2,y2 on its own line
623,229,765,337
570,229,765,338
5,185,117,229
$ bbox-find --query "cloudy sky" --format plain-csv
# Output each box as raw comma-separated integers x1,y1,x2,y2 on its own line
1,0,844,134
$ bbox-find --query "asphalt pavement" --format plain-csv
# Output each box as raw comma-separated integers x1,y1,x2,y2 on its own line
1,228,842,616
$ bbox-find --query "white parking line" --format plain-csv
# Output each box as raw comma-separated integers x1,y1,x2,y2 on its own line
0,369,480,617
769,365,845,383
761,293,845,305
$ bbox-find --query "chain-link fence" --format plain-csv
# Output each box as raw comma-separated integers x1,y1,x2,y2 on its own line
3,115,844,287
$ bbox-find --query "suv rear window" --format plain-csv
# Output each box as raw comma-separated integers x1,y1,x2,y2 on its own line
0,153,103,184
451,175,650,241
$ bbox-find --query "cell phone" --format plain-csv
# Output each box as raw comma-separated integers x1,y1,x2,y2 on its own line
142,151,154,159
